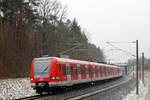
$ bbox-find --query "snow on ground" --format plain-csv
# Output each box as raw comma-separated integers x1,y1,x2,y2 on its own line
0,78,37,100
0,72,150,100
123,72,150,100
144,72,150,100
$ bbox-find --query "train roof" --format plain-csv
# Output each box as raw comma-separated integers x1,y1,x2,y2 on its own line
54,57,120,68
33,56,120,68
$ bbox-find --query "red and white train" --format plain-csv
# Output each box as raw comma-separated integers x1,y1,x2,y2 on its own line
30,56,123,94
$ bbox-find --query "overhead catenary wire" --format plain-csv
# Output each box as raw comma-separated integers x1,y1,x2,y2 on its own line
106,42,136,57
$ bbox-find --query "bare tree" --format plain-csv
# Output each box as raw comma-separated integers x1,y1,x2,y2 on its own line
37,0,68,55
38,0,67,25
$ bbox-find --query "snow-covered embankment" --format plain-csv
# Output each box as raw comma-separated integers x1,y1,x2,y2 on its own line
123,72,150,100
0,78,36,100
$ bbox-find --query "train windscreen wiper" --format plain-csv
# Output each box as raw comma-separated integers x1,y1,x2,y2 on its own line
40,66,49,74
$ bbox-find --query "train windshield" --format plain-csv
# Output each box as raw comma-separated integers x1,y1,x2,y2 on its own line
33,58,52,78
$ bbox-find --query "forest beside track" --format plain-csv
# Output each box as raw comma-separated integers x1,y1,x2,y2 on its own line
0,0,105,78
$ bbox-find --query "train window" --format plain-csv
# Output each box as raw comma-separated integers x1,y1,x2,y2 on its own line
86,65,88,74
92,67,95,74
98,66,100,74
99,66,101,74
74,65,78,75
96,70,98,74
110,68,112,74
75,69,78,75
71,66,74,75
81,67,85,75
100,66,102,74
99,66,100,74
59,64,61,72
111,68,112,74
78,67,81,74
84,67,86,75
90,67,92,74
88,67,91,74
80,67,83,74
95,67,96,74
97,66,99,74
82,67,85,75
62,66,66,75
114,68,116,74
103,67,105,74
95,67,98,74
91,67,93,74
101,67,102,74
66,64,70,75
78,65,81,74
107,68,108,74
82,67,84,74
97,69,99,74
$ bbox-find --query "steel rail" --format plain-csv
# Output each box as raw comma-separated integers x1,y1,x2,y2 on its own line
65,77,131,100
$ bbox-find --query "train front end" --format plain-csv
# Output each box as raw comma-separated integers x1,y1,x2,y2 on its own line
30,57,54,94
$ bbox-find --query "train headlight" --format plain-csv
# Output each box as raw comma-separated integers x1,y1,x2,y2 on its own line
30,78,33,81
50,77,55,80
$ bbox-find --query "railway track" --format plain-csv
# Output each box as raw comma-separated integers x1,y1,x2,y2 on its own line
15,94,47,100
65,77,132,100
17,76,133,100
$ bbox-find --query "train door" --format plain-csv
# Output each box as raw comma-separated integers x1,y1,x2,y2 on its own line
112,67,114,76
115,68,117,75
110,67,112,76
88,65,91,79
84,65,87,79
117,68,120,75
57,64,62,80
108,67,110,77
88,65,93,79
70,64,74,80
95,66,99,78
100,65,102,77
66,63,71,81
80,65,86,79
108,67,110,76
106,67,109,77
61,64,67,81
104,65,107,77
70,64,78,80
111,67,113,76
109,67,111,76
78,64,81,80
92,66,94,78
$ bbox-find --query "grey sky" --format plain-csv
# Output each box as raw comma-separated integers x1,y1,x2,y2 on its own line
59,0,150,63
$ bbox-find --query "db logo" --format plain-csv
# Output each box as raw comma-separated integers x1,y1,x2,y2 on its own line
39,78,44,81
